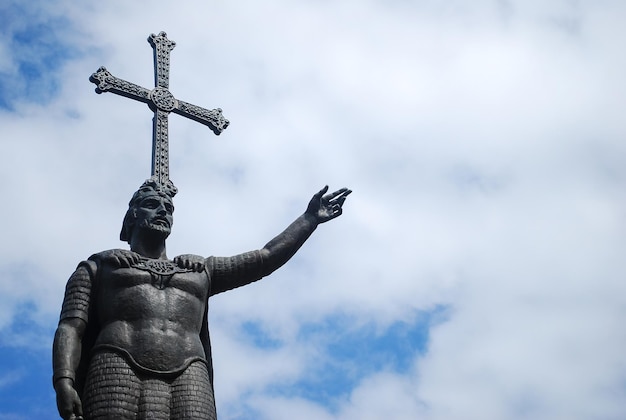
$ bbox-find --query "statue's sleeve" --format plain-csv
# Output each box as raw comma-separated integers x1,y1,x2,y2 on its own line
207,250,266,296
59,260,97,323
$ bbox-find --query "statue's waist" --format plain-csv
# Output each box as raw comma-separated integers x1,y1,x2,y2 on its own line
94,323,206,374
91,345,207,377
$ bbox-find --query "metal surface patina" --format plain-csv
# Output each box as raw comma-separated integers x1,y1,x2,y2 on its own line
53,31,351,420
89,31,229,185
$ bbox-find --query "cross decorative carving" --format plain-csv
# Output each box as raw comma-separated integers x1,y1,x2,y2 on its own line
89,31,229,184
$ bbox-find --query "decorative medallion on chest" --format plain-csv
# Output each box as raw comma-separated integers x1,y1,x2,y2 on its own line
132,258,192,289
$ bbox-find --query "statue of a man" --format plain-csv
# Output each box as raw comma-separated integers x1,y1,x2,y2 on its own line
52,179,350,420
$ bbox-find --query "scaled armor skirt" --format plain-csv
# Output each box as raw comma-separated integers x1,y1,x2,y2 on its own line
82,351,216,420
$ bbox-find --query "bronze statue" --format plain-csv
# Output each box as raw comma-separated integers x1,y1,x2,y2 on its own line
53,179,350,419
52,32,350,419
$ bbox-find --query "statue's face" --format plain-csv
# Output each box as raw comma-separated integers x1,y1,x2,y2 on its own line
134,193,174,237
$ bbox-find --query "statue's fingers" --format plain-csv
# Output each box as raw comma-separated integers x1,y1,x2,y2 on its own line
74,395,83,418
174,257,184,269
176,256,188,269
115,257,127,268
328,187,350,200
123,256,135,268
328,189,352,203
339,188,352,199
335,195,348,207
324,188,343,199
314,185,329,200
331,204,343,217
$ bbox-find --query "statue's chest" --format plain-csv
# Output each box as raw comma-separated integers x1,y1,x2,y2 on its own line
102,260,208,301
133,258,191,289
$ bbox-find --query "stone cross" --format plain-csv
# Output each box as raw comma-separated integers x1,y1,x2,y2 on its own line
89,31,229,184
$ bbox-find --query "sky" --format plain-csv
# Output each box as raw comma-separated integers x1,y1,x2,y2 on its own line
1,0,626,419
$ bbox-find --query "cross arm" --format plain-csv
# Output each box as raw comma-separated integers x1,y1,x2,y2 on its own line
89,67,152,105
175,100,230,135
149,32,176,89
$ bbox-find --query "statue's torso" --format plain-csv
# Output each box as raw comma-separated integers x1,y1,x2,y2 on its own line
93,257,209,374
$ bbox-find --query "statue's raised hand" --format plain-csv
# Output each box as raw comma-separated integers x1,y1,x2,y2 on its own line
306,185,352,224
97,249,141,268
174,254,206,272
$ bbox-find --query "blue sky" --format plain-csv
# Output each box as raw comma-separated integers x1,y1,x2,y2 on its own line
1,0,626,419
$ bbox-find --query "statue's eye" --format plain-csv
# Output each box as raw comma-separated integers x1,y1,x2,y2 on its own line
143,199,159,209
165,204,174,213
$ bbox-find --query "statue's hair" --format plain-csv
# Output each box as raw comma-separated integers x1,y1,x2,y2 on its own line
120,178,178,243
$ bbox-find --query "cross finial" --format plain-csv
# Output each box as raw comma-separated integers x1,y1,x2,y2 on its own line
89,31,229,185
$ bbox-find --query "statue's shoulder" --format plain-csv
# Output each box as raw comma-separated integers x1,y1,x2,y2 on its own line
68,250,128,279
86,249,142,272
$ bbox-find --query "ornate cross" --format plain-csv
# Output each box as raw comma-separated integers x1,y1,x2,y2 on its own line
89,31,229,185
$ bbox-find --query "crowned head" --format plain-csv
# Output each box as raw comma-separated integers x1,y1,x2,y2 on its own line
120,178,178,243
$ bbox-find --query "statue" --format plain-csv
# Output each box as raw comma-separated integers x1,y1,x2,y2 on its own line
52,32,351,420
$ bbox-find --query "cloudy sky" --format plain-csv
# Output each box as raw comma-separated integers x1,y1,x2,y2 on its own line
1,0,626,419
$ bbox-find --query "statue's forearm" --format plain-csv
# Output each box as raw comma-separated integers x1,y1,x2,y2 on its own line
52,319,85,385
260,213,318,275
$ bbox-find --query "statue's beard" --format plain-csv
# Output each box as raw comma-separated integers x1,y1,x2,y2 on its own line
138,219,171,238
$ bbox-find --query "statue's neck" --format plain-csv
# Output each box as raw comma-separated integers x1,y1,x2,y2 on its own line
129,231,168,260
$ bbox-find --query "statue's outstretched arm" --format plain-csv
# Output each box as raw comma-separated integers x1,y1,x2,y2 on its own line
259,186,351,275
208,186,350,295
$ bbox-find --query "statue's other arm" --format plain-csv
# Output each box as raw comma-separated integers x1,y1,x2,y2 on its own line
209,186,351,295
52,261,96,420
